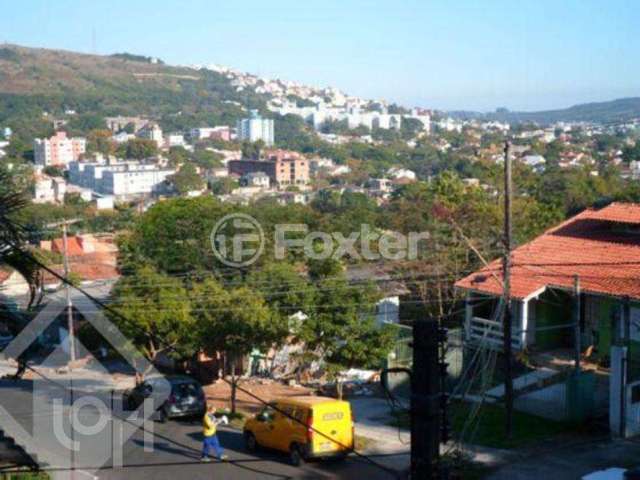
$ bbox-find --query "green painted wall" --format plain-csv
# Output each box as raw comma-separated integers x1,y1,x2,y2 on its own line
533,290,573,350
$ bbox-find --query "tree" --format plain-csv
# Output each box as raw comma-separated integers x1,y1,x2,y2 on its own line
210,177,239,195
192,149,223,170
108,265,197,366
241,140,263,160
247,262,315,325
0,169,40,307
119,138,158,160
86,129,117,156
167,146,190,166
299,272,395,397
191,278,281,412
43,165,64,177
168,163,205,194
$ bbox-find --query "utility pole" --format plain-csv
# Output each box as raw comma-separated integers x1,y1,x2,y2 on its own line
411,319,440,479
47,219,80,366
62,221,77,365
573,275,581,373
502,141,514,438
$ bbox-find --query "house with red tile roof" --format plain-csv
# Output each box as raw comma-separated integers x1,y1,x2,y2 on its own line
456,202,640,356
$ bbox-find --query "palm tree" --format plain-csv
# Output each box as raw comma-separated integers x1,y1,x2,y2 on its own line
0,169,40,307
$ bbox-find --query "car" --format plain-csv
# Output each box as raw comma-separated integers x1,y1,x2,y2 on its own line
243,396,354,466
123,375,206,422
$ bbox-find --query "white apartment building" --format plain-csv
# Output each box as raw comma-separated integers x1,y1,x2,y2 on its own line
237,110,274,146
68,160,174,198
34,132,86,167
102,167,175,197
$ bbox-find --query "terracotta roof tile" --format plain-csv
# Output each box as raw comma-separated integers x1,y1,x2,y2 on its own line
455,203,640,300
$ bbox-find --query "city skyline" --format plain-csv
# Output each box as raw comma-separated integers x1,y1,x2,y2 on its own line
1,0,639,111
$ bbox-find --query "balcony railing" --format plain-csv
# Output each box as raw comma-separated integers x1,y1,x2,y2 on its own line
468,316,522,350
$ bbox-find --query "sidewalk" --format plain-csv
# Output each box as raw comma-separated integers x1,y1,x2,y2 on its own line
351,397,410,454
350,396,515,472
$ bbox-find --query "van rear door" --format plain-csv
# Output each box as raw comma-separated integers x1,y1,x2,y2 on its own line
310,401,353,455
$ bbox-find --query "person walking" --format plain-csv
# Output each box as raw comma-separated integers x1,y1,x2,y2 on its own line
201,404,229,462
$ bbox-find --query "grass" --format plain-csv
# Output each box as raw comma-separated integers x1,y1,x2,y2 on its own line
389,401,570,450
0,473,50,479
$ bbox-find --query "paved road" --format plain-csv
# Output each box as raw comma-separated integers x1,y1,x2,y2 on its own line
0,377,407,479
95,419,407,480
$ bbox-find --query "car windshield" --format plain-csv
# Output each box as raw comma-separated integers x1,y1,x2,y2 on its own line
172,382,201,398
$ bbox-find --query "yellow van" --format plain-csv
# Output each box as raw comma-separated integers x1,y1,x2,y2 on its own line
243,396,354,466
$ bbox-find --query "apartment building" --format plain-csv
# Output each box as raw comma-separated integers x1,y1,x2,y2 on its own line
33,132,86,167
68,159,174,199
228,149,309,188
237,110,274,146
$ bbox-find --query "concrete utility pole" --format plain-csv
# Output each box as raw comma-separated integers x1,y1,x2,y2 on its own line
502,141,514,438
62,222,76,365
46,219,80,366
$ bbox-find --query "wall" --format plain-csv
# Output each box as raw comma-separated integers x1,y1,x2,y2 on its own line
533,290,573,350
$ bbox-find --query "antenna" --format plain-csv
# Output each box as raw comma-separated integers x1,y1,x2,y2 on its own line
91,27,97,54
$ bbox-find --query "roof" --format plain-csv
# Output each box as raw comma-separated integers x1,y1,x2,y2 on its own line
273,396,347,407
455,203,640,301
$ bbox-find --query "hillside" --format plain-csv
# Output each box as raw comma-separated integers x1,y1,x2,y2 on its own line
449,97,640,125
0,44,268,140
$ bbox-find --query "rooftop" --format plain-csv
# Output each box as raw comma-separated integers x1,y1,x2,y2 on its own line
455,203,640,301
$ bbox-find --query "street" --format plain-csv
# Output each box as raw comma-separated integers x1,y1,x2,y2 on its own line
94,419,407,480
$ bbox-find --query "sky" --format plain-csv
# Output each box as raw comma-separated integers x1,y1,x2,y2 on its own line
1,0,639,111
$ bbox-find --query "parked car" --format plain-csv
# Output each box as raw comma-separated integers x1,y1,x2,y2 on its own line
123,375,206,422
243,396,354,466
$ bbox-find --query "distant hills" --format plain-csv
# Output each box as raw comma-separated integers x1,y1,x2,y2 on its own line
448,97,640,125
0,44,267,139
0,43,637,137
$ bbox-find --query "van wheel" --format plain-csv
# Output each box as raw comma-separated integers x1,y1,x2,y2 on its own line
289,444,304,467
244,432,258,453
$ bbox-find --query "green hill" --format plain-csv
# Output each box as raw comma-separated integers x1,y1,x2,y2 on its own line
450,97,640,125
0,44,267,141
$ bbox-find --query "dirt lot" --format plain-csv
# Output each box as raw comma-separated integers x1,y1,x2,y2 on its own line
204,379,315,414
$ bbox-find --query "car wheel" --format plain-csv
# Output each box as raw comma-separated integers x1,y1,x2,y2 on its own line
244,432,258,453
157,408,168,423
289,444,304,467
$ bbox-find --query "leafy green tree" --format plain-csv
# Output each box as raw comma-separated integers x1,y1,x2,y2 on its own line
168,163,204,194
167,146,190,166
247,262,315,324
108,265,197,365
119,138,158,159
241,140,263,160
191,278,282,412
210,177,239,195
86,129,117,156
43,165,65,177
192,149,223,169
623,142,640,163
299,273,395,397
